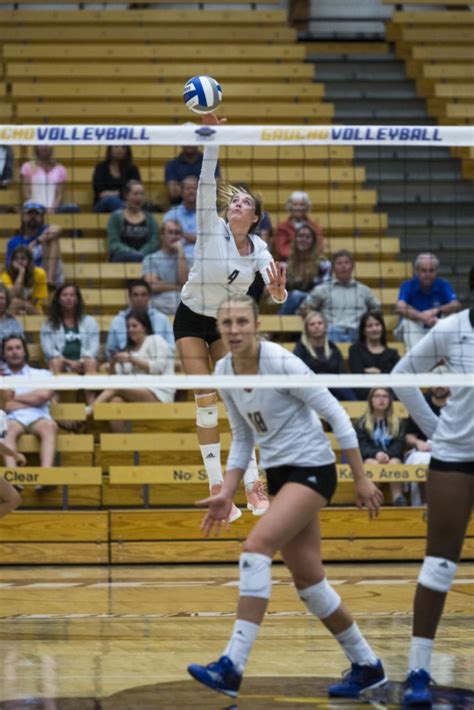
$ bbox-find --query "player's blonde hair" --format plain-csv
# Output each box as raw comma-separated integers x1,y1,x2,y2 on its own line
217,294,259,323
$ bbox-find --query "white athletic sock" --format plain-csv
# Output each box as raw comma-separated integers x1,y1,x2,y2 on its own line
243,449,259,489
223,618,260,673
199,443,223,488
409,636,434,673
335,622,378,666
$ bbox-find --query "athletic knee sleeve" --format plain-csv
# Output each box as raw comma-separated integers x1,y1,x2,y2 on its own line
239,552,272,599
298,578,341,619
418,556,457,593
195,396,218,429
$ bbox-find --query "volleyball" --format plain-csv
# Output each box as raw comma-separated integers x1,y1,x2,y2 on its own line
183,75,222,115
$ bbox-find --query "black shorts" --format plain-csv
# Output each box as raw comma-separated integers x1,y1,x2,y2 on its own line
173,301,221,345
265,463,338,502
430,457,474,475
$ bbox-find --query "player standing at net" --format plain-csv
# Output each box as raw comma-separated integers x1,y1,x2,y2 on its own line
173,114,287,520
393,267,474,707
188,294,386,700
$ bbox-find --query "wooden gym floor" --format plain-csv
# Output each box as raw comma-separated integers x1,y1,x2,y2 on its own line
0,562,472,709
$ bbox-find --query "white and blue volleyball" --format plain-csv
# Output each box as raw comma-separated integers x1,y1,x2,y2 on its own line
183,75,222,115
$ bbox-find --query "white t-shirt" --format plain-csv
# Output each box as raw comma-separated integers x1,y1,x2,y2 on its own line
4,365,53,427
216,341,358,471
114,334,175,403
393,309,474,462
180,145,274,318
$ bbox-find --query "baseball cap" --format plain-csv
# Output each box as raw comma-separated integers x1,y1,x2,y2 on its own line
23,200,45,213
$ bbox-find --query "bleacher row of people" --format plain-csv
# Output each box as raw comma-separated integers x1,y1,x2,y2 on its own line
0,276,454,505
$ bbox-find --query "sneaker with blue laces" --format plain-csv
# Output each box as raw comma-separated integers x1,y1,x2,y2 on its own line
403,668,432,706
328,659,387,698
187,655,242,698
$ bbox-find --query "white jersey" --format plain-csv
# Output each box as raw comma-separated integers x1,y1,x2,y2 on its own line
215,341,358,471
393,309,474,462
180,145,274,318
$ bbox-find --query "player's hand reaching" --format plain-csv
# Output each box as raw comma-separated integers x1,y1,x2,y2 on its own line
196,491,233,537
266,261,287,303
202,113,227,126
354,478,383,519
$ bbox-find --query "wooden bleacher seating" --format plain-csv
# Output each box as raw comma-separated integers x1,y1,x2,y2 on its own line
386,8,474,138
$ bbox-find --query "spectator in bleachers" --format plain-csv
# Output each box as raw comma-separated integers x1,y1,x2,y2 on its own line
20,145,80,216
165,145,220,206
0,145,15,215
40,284,100,409
163,175,198,265
2,246,48,315
278,223,330,315
142,219,188,316
395,252,461,350
301,250,381,343
106,278,175,359
293,310,357,402
0,145,14,190
87,309,175,426
107,180,159,263
273,191,324,261
92,146,141,213
355,387,407,506
349,311,400,400
404,377,450,507
2,335,57,492
6,201,64,287
0,285,24,370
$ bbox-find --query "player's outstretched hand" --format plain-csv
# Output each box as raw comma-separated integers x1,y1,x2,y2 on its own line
266,261,287,302
202,113,227,126
195,491,233,537
354,478,383,519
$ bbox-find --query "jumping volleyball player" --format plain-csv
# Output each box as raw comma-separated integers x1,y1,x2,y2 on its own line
173,113,287,519
393,267,474,707
188,295,386,700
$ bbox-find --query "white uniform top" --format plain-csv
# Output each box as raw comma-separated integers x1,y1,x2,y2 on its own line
393,309,474,462
180,145,274,318
215,341,358,471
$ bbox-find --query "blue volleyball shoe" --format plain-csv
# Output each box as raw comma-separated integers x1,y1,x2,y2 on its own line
187,655,242,698
403,669,433,706
328,659,387,698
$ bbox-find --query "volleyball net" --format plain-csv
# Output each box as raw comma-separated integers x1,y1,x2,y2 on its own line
0,123,473,393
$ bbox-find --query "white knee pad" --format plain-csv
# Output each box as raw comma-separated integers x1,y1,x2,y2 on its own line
239,552,272,599
418,556,457,593
195,398,218,428
298,578,341,619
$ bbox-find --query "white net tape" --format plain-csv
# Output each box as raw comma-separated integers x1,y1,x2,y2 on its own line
0,373,472,390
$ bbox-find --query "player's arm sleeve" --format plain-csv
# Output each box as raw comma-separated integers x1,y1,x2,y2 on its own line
284,353,358,450
197,145,221,246
392,326,446,438
219,390,255,471
256,246,274,285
